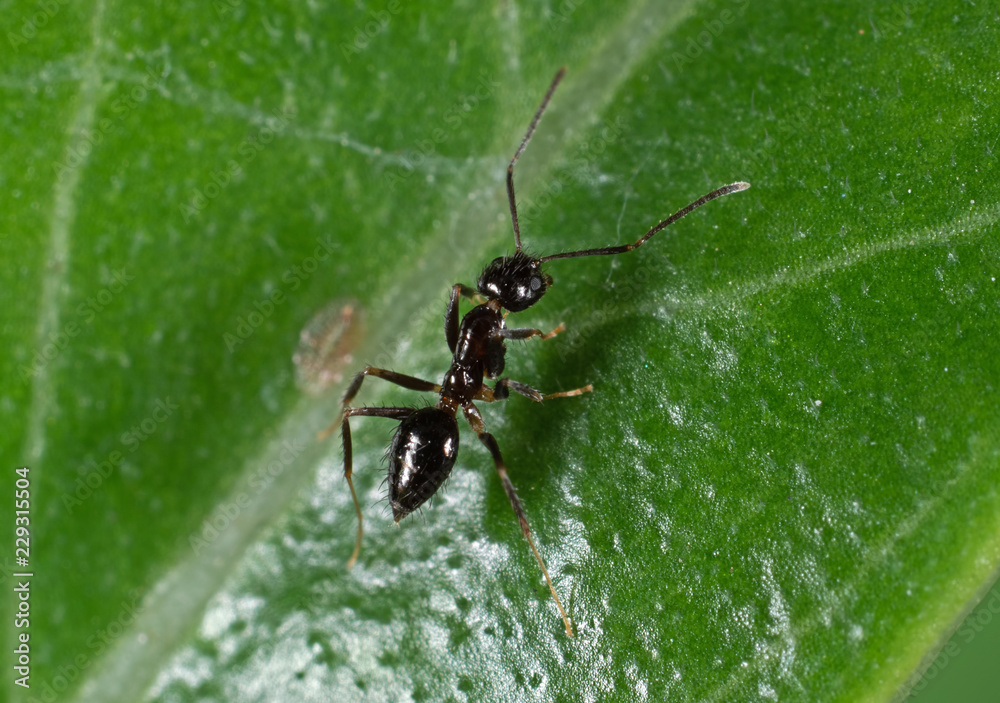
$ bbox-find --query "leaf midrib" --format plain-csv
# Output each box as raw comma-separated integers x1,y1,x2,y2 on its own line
67,1,702,701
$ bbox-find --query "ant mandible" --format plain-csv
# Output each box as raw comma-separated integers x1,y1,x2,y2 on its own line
321,67,749,638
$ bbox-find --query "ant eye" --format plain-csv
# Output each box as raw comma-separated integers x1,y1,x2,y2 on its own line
530,276,542,291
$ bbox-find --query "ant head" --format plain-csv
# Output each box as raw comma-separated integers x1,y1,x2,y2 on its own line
477,251,552,312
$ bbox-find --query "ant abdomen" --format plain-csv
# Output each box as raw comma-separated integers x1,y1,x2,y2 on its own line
388,407,459,522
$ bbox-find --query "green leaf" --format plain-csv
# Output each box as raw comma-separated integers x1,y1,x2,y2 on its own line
4,1,999,702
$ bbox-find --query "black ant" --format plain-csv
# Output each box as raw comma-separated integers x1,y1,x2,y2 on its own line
321,67,749,637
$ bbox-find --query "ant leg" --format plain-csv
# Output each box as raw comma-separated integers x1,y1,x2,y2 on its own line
317,366,440,440
341,406,413,569
446,283,481,353
499,322,566,342
483,378,593,403
343,366,440,405
462,403,574,637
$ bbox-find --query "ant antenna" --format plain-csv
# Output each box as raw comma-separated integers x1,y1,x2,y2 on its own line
508,67,566,252
539,181,750,262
